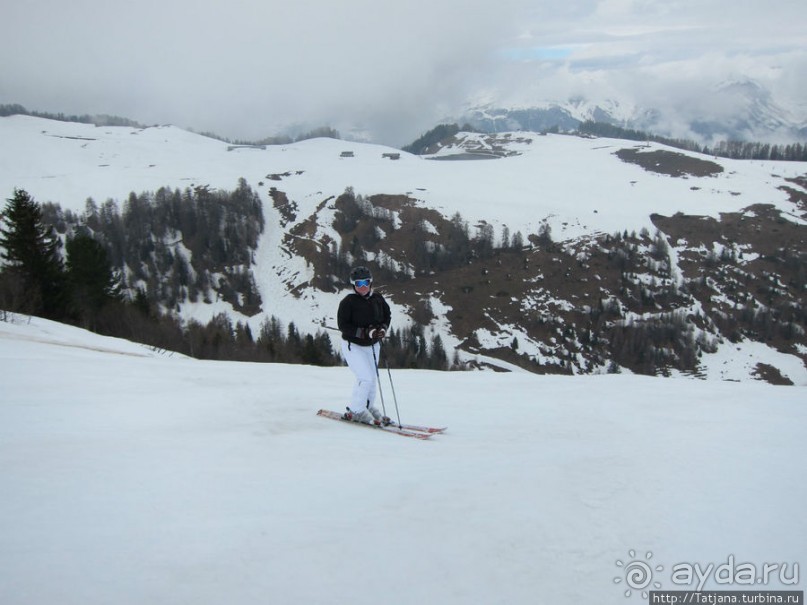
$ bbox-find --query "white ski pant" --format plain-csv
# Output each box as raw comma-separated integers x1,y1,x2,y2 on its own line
341,340,381,420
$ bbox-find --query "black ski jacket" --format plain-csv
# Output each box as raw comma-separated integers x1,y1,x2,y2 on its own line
337,291,391,346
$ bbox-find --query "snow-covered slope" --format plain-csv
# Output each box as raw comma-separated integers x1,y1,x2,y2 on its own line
1,115,806,382
3,115,804,238
1,317,804,605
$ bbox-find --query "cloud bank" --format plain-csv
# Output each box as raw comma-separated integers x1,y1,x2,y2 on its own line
2,0,805,145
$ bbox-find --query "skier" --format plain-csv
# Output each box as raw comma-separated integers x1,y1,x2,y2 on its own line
338,266,392,426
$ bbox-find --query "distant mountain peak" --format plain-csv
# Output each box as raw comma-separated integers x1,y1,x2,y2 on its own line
459,79,806,145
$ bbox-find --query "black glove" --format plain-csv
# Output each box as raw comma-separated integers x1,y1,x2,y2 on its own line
368,326,386,340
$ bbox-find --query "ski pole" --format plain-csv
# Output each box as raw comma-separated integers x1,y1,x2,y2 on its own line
371,342,388,419
380,344,403,429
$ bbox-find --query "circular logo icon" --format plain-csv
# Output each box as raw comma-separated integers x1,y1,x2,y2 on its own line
614,550,664,599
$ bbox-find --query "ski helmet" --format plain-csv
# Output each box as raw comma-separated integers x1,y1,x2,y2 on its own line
349,266,372,284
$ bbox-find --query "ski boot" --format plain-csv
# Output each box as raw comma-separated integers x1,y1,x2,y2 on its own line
344,408,376,424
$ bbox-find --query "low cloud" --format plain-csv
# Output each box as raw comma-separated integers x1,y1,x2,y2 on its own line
1,0,804,146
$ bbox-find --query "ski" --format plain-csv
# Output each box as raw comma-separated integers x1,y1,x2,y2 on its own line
317,409,445,434
316,409,434,440
397,422,447,434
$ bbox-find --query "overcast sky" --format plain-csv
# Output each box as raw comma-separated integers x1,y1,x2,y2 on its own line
2,0,805,146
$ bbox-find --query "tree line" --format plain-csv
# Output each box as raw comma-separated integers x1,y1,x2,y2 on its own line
328,188,527,283
0,103,144,128
578,121,807,162
41,179,265,316
402,120,807,162
0,187,457,370
1,103,340,147
0,187,336,364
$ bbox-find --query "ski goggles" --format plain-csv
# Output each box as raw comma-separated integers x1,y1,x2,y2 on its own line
352,278,372,288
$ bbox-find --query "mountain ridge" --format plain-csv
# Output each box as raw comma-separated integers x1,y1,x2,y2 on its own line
458,79,807,146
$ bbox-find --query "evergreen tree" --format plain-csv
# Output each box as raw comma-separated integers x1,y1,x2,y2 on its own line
430,334,448,370
0,189,67,318
65,233,121,329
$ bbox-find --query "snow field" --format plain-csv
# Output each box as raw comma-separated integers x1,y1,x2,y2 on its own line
1,318,805,604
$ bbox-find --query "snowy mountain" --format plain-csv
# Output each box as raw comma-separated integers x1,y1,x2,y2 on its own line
1,315,805,605
1,114,806,384
462,98,642,134
460,79,807,145
684,79,807,143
